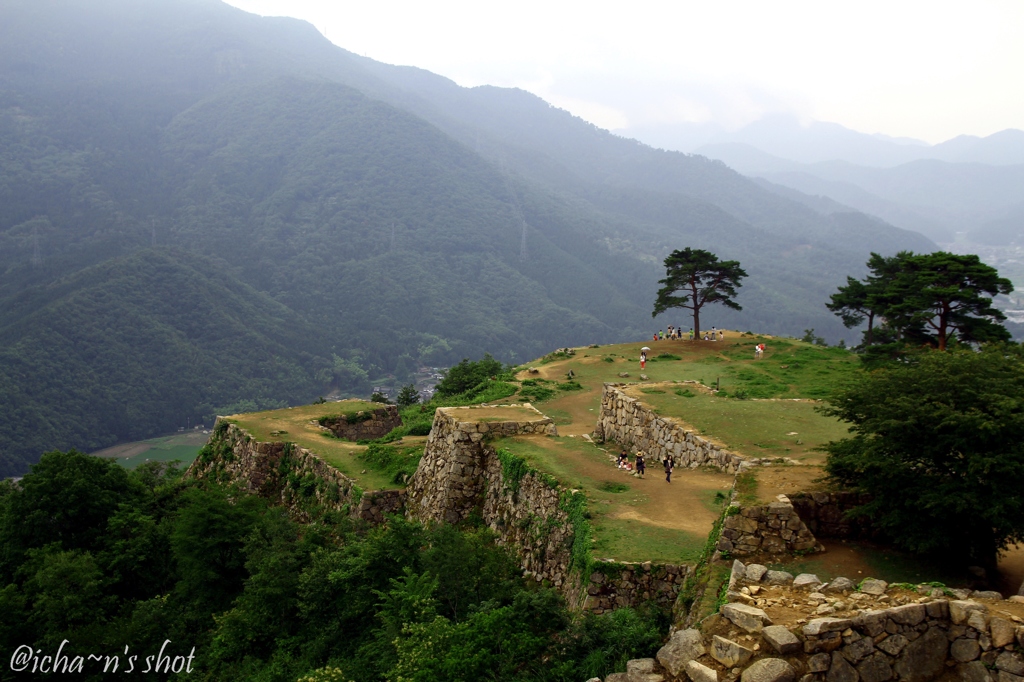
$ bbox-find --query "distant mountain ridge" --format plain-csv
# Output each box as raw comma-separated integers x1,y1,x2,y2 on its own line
623,113,1024,167
692,141,1024,244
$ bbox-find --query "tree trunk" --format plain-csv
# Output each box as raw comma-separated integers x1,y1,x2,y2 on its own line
691,279,701,339
938,303,949,350
866,312,874,346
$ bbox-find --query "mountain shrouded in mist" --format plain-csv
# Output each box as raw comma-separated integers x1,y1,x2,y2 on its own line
0,0,936,476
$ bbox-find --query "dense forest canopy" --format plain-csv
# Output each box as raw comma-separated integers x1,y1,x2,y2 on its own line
0,452,667,680
0,0,942,475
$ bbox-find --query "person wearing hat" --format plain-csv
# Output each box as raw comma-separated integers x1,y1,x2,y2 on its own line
663,456,673,483
635,451,646,478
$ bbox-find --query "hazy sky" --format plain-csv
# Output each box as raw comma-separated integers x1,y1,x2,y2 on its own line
224,0,1023,144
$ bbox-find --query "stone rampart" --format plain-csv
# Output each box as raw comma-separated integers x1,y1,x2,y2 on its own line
586,562,690,614
405,405,557,524
187,421,404,524
406,405,582,597
717,494,824,557
599,560,1024,682
789,490,885,542
319,403,402,441
593,384,744,473
406,405,686,611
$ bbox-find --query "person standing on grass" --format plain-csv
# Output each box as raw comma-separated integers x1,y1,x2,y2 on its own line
640,350,647,370
664,456,673,483
689,328,694,340
635,451,646,478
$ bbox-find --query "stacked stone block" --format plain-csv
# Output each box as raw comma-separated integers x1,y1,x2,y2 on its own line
319,404,403,441
593,384,744,473
405,406,557,524
584,562,690,614
717,495,824,557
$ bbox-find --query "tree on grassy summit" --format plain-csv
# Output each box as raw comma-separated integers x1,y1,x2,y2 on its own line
652,248,747,339
820,345,1024,566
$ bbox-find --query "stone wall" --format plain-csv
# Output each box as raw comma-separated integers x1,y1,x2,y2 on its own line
789,490,885,542
405,405,583,599
585,562,690,614
187,421,404,524
593,384,744,473
319,404,402,441
717,494,824,557
405,405,557,525
598,560,1024,682
406,405,686,611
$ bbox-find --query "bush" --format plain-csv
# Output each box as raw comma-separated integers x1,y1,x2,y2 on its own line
821,345,1024,564
434,354,507,398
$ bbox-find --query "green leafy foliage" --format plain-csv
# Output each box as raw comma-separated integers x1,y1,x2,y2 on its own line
434,354,507,398
830,251,1012,353
496,448,531,494
820,345,1024,564
395,384,420,407
652,248,748,338
0,450,663,682
357,444,423,485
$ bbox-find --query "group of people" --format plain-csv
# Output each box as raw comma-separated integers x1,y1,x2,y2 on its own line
652,326,724,342
754,342,767,359
616,449,674,482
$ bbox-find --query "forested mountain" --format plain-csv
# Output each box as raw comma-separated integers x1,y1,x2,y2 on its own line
0,0,935,475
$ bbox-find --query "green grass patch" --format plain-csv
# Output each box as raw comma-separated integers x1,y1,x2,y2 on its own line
674,388,696,398
734,472,758,506
634,392,847,464
591,517,705,564
519,385,557,402
701,489,730,514
639,388,666,394
542,408,574,426
655,353,682,361
356,444,423,486
598,481,630,494
556,380,584,391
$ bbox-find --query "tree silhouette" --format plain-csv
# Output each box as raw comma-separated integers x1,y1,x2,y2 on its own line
652,248,747,339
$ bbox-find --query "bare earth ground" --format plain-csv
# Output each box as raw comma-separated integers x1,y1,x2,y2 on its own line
754,464,827,502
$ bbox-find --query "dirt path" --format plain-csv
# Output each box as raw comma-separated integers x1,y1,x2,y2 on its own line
514,433,733,536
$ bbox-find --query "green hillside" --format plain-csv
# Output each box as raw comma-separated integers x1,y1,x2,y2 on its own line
0,249,332,478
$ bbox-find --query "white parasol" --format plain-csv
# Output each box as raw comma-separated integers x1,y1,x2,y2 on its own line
640,346,651,351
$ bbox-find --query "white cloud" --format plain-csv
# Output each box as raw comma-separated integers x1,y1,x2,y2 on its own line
224,0,1024,143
